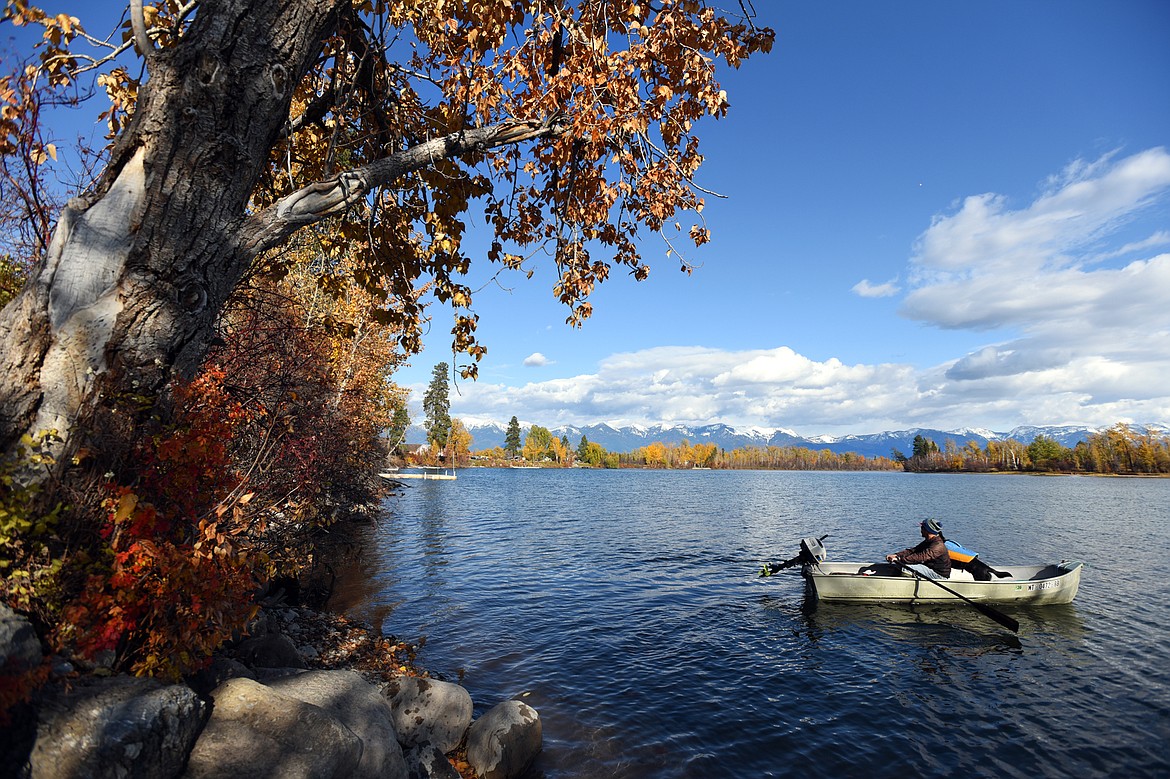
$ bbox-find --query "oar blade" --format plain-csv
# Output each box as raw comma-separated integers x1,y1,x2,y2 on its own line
974,601,1020,633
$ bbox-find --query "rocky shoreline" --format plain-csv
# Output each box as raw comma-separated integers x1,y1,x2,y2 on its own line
1,602,542,779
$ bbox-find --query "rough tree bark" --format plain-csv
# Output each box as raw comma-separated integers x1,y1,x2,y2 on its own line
0,0,559,470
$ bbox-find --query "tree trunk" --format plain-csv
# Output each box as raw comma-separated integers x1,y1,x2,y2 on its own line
0,0,338,464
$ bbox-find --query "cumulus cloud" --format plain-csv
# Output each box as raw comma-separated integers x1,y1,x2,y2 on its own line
436,345,924,435
429,335,1169,437
909,147,1170,283
523,352,552,367
852,278,900,298
902,147,1170,386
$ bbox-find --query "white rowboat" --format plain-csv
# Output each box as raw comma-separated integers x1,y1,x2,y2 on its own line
805,560,1083,605
762,536,1083,606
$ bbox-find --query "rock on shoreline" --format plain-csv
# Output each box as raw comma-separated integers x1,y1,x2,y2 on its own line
1,603,542,779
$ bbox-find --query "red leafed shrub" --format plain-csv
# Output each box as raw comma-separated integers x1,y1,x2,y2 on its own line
55,369,263,679
52,278,395,679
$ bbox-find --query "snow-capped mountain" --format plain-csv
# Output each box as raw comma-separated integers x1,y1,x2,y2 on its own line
406,421,1168,458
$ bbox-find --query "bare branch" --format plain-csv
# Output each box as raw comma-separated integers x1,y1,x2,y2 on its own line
243,116,568,257
129,0,155,58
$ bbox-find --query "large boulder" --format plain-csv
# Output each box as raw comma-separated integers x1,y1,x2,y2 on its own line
186,656,255,698
233,632,305,670
465,700,542,779
265,670,408,779
402,743,462,779
1,603,44,773
184,676,361,779
29,674,207,779
386,677,472,753
0,603,42,670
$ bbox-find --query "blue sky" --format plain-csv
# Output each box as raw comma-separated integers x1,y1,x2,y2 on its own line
396,1,1170,437
8,2,1170,438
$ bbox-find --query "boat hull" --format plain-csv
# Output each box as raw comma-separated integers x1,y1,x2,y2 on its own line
805,561,1082,605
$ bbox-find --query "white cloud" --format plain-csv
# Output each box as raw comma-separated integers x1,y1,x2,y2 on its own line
852,278,900,298
902,147,1170,378
909,147,1170,282
439,344,926,435
523,352,552,367
430,335,1170,437
1095,229,1170,261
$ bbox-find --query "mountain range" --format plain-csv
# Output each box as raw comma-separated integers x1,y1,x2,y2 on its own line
407,421,1168,459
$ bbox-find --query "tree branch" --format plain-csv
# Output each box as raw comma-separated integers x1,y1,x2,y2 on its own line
129,0,155,58
242,116,567,257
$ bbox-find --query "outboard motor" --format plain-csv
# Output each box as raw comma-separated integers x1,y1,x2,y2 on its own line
760,535,827,576
799,536,826,565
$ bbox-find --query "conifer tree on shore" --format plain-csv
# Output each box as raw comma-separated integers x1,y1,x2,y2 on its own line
505,416,522,459
424,363,452,453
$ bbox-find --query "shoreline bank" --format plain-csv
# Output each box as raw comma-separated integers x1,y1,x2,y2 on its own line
3,598,541,779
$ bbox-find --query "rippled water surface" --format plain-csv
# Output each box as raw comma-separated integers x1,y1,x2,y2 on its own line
330,470,1170,778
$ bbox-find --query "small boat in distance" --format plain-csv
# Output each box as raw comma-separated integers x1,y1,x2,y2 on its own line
761,536,1082,606
380,466,456,481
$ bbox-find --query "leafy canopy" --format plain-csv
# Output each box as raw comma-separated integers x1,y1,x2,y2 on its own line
3,0,773,377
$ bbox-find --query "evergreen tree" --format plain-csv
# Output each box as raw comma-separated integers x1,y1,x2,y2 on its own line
387,403,410,453
505,416,522,458
911,435,938,458
423,362,452,451
577,434,590,460
1026,434,1066,470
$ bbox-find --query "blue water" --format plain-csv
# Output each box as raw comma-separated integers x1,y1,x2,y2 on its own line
330,470,1170,778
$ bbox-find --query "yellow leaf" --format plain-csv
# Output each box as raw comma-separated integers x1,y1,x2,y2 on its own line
114,493,139,523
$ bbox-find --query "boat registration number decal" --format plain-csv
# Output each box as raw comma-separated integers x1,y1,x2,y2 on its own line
1026,580,1061,591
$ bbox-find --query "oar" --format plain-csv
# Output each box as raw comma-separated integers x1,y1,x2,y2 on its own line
897,564,1020,633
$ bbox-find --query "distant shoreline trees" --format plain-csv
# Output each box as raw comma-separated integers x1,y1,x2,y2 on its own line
504,417,522,459
467,421,1169,475
472,434,901,472
896,424,1170,475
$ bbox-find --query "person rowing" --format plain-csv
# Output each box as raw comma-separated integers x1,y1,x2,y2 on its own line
886,518,951,579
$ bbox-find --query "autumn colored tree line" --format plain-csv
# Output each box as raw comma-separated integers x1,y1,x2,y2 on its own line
896,424,1170,475
622,441,899,470
472,430,900,472
473,419,580,466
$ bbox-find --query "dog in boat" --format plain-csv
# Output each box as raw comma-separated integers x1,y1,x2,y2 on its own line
951,555,1012,581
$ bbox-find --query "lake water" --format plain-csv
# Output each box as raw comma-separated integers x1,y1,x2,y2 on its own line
329,469,1170,778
